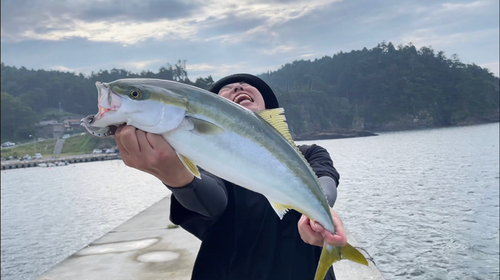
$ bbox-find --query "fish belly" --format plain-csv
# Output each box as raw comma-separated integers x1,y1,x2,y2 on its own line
164,125,333,231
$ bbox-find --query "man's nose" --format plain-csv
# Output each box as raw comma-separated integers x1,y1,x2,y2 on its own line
233,84,244,92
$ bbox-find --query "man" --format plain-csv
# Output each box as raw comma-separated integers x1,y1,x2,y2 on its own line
114,73,346,280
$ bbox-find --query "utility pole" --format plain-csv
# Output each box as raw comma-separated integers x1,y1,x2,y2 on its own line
29,135,37,154
59,102,62,114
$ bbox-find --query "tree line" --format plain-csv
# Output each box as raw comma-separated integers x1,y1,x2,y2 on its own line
1,42,498,141
259,42,499,135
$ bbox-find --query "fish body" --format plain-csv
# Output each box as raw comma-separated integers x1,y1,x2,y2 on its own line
82,78,368,279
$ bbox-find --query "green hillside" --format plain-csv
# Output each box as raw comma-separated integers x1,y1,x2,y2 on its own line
1,42,498,144
258,42,499,135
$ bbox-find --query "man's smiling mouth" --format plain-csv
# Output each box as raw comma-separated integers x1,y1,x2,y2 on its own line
234,93,254,104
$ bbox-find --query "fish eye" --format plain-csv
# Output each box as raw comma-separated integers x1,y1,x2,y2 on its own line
129,89,142,99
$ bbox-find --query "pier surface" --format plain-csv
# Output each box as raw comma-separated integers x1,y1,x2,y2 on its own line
38,196,385,280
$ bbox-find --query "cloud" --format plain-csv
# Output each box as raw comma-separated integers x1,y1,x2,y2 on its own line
0,0,497,80
118,59,162,70
2,0,341,46
421,0,496,22
186,61,276,80
1,0,198,43
187,63,216,72
18,18,197,44
50,65,74,72
259,44,302,55
398,28,499,49
48,65,98,75
440,0,487,11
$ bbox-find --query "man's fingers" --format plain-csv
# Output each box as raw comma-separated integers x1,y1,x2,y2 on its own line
298,215,323,246
145,133,171,151
114,125,129,156
323,231,347,247
135,129,153,153
119,126,140,154
323,209,347,247
330,213,347,246
310,220,325,233
298,215,314,235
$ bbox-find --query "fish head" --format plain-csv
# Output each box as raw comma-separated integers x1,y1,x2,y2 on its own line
81,79,188,137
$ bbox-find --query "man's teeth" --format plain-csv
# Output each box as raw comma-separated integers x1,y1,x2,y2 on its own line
234,94,253,104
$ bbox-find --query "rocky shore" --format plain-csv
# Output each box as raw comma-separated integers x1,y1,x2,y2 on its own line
294,130,378,141
292,112,499,141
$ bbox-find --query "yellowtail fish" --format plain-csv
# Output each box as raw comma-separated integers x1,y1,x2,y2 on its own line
81,79,368,280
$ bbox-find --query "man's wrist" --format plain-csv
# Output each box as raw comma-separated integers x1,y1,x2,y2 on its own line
160,172,195,188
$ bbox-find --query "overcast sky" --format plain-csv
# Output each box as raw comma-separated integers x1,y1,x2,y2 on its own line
1,0,498,81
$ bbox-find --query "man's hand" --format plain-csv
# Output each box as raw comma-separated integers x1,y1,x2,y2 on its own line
298,208,347,247
114,125,194,187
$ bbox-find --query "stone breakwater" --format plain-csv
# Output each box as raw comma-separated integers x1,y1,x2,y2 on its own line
1,154,120,170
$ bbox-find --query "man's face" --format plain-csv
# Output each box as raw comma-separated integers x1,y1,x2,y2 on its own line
217,82,266,112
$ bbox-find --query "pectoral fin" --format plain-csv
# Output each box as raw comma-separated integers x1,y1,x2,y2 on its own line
176,152,201,179
187,116,224,135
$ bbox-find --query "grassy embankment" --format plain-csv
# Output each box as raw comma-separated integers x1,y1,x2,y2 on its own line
1,134,117,159
1,139,57,158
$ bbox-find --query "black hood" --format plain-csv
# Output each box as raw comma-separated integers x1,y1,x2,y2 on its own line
209,73,279,109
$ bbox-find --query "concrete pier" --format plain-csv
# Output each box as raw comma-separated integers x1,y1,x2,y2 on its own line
1,154,120,170
38,196,385,280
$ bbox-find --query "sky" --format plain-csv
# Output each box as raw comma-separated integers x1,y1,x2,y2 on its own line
1,0,499,81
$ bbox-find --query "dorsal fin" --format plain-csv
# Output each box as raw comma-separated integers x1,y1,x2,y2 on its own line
256,108,329,202
255,108,304,161
255,108,294,144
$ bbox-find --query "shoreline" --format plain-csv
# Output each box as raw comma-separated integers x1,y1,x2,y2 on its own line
293,120,499,141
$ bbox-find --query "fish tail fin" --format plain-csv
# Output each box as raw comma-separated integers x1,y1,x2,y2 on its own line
314,242,369,280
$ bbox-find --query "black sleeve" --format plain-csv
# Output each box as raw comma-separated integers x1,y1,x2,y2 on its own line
299,144,340,207
165,170,228,239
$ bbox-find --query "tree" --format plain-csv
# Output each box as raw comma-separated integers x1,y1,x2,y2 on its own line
1,92,38,140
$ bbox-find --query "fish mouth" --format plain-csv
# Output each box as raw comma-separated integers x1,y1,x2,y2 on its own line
80,82,123,138
81,115,119,137
234,93,254,104
96,82,121,119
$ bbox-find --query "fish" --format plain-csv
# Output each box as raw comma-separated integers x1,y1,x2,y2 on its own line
81,78,368,280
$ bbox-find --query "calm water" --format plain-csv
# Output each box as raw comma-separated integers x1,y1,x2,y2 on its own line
1,123,499,279
301,123,499,280
1,161,170,280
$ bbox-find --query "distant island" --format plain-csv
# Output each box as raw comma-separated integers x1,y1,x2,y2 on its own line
1,41,498,145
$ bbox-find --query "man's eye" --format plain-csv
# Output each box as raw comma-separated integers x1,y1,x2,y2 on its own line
219,87,232,93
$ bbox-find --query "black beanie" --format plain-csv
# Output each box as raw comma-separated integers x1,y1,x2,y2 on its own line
209,73,279,109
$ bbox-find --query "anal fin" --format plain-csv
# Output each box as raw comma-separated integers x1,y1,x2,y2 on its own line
176,152,201,179
266,198,292,220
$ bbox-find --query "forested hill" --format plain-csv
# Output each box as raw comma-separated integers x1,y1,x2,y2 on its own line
1,42,499,142
0,60,214,141
258,42,499,137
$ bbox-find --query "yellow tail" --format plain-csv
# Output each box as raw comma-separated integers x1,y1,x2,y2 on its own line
314,242,369,280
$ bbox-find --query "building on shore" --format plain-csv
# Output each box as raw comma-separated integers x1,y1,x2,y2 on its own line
34,120,64,139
